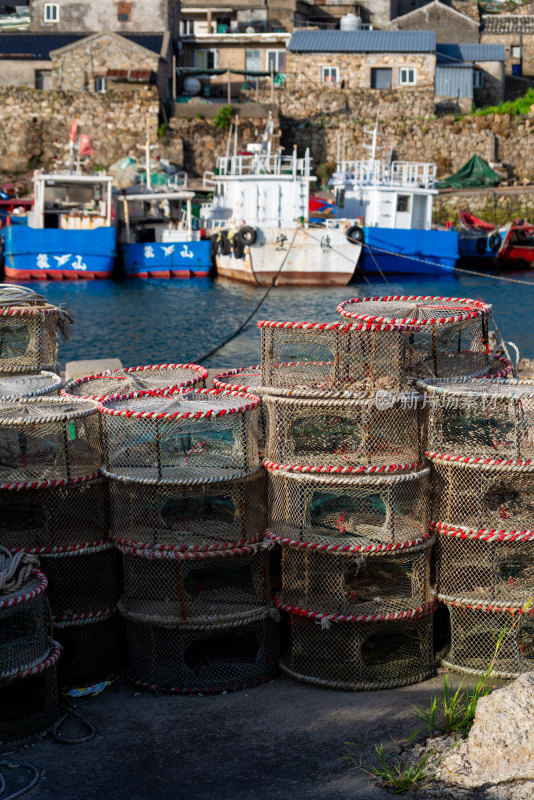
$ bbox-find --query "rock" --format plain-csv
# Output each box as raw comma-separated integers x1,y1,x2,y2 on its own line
437,673,534,790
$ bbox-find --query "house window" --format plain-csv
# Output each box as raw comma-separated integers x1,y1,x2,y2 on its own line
397,195,410,213
35,69,52,90
335,187,345,209
321,66,339,83
473,70,484,89
195,49,217,70
95,77,107,93
216,17,231,33
399,67,416,86
512,45,521,59
117,2,132,21
43,3,59,23
266,50,286,72
371,68,392,89
181,19,194,35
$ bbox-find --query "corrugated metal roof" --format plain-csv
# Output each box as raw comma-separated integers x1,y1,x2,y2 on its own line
437,43,505,63
0,32,164,60
482,14,534,34
123,34,164,55
288,30,436,53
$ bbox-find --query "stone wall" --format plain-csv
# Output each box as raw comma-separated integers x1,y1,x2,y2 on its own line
390,3,480,43
30,0,179,38
434,187,534,226
481,28,534,76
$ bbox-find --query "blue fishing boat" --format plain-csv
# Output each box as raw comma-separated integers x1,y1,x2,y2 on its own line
4,171,116,280
330,124,458,276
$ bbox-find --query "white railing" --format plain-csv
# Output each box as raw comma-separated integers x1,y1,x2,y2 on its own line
334,159,436,190
213,152,311,178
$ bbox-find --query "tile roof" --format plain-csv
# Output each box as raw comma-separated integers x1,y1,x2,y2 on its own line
0,32,164,60
482,14,534,33
437,43,506,62
288,30,436,53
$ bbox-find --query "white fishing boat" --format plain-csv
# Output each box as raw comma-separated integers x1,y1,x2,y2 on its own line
200,120,362,286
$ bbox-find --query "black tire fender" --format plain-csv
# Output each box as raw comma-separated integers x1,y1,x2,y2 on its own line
233,237,245,259
476,236,488,255
346,224,364,244
210,234,219,259
220,230,232,256
237,226,257,246
489,232,502,252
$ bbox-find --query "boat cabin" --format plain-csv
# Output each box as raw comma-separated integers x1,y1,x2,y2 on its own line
28,172,113,230
115,190,198,244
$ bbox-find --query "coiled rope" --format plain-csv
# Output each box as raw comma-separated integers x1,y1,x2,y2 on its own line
0,548,39,596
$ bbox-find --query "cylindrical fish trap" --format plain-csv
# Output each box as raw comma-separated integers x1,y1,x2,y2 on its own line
263,392,423,470
40,543,121,621
0,371,62,400
106,466,266,551
421,379,534,461
270,534,433,617
277,600,435,690
0,566,50,680
62,362,208,402
0,475,108,551
266,465,430,548
0,642,60,748
0,285,71,374
440,599,534,678
212,366,266,452
0,397,102,485
99,388,261,480
433,523,534,607
429,457,534,533
337,296,493,382
122,608,279,694
117,543,269,625
54,610,124,690
258,319,419,395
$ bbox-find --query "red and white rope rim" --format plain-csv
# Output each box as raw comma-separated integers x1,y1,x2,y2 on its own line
431,520,534,543
115,541,263,561
0,470,102,491
275,595,436,624
438,596,534,615
53,607,117,626
0,396,99,424
258,318,420,333
0,305,62,318
418,377,534,400
110,533,265,554
0,639,62,684
12,538,111,556
426,451,534,470
61,362,208,401
98,387,262,418
336,295,491,326
212,365,261,393
264,460,429,481
266,530,433,554
0,568,48,610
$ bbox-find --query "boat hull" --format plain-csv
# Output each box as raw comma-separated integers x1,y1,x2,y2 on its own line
120,241,212,279
4,226,116,280
215,227,361,286
360,228,459,275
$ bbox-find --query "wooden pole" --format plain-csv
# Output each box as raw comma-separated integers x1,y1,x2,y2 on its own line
227,68,231,104
172,54,176,101
270,66,274,106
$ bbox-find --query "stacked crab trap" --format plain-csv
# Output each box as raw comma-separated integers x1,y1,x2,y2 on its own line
100,387,278,694
258,315,437,690
0,396,122,691
61,362,208,402
420,378,534,678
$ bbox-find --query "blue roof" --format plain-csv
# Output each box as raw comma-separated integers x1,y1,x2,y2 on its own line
288,30,436,53
437,43,505,63
0,32,164,60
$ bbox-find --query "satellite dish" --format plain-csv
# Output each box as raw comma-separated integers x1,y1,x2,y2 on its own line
245,26,255,33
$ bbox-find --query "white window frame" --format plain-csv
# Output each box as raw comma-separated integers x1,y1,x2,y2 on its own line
95,77,107,94
181,19,195,35
195,49,217,70
321,66,339,84
43,3,59,23
473,70,484,89
266,50,286,72
512,45,521,59
399,67,416,86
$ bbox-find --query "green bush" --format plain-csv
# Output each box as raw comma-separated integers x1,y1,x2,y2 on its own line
473,88,534,117
213,104,234,130
157,122,168,138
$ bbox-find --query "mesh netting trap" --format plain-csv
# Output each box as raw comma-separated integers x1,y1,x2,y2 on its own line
62,362,208,402
277,602,435,690
440,600,534,679
0,285,72,375
421,379,534,461
272,536,433,618
336,296,496,382
212,366,262,394
122,608,279,694
54,610,124,690
263,392,423,470
0,476,109,551
267,465,430,548
99,388,261,480
0,371,62,400
107,467,266,551
0,397,102,485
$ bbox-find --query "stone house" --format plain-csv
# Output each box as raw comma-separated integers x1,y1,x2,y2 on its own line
303,1,479,30
179,0,303,35
286,29,436,91
481,12,534,77
390,0,480,43
435,43,505,112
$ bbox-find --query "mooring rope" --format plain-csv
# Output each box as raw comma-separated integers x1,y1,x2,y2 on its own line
0,548,39,596
0,761,40,800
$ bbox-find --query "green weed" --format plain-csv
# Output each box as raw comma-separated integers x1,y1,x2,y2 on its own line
344,743,436,794
213,104,234,130
473,88,534,117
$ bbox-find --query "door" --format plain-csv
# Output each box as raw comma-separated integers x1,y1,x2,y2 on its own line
245,49,261,82
371,68,392,90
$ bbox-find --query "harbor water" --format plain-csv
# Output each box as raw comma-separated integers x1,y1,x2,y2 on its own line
17,267,534,369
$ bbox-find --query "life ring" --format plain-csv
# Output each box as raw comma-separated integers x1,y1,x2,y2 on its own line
476,237,487,255
489,233,502,252
237,226,257,246
219,230,232,256
346,224,364,244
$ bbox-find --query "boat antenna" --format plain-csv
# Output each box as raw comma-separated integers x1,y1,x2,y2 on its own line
226,122,233,160
342,122,346,164
137,115,155,191
234,114,239,159
363,112,381,160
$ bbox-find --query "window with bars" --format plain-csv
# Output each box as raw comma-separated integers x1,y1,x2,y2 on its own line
44,3,59,22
